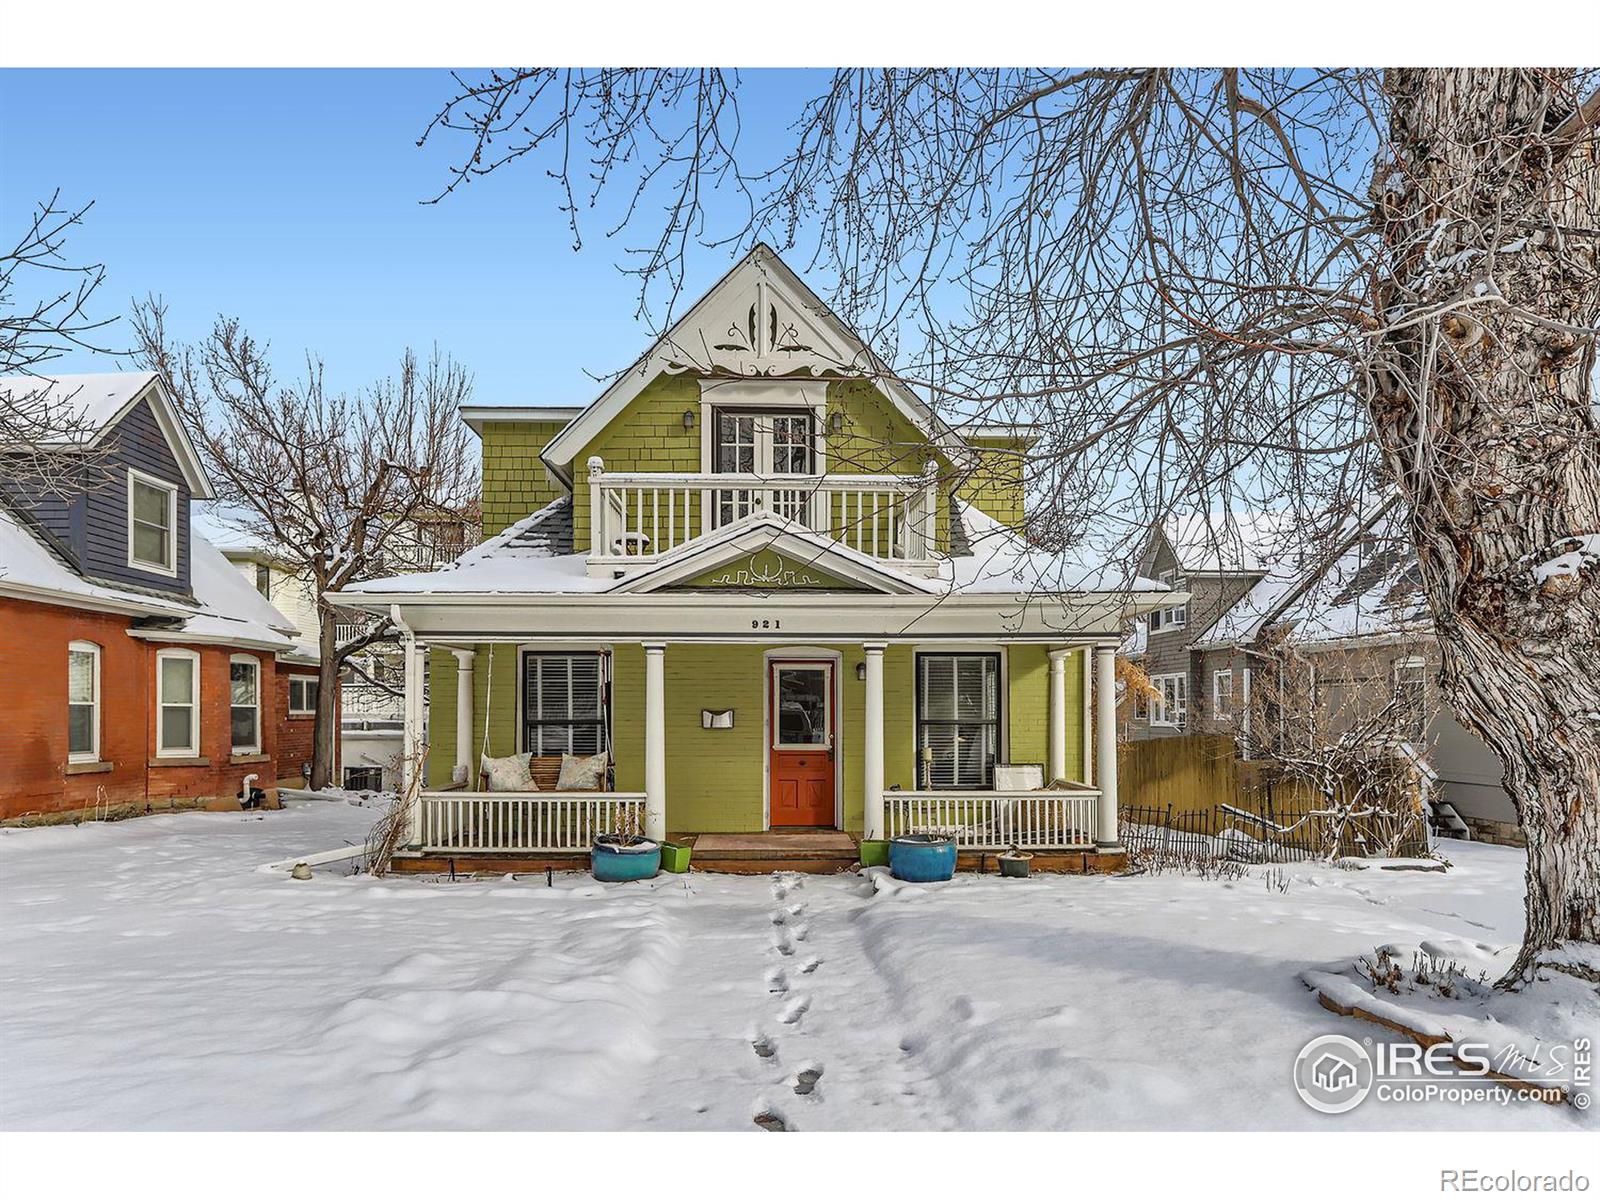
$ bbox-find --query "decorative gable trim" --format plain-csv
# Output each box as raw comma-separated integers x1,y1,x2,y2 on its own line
541,244,971,478
606,511,935,596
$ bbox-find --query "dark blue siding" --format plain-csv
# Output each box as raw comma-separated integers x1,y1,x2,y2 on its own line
81,398,191,594
0,393,192,595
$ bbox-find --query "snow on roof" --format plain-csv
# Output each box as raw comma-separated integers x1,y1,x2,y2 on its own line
0,502,299,651
0,507,193,617
1159,510,1301,574
945,500,1167,595
183,532,302,645
0,371,214,499
340,493,1165,603
1191,504,1425,649
339,497,612,596
0,371,159,438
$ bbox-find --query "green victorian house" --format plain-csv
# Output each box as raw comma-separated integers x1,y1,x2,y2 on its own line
333,246,1165,871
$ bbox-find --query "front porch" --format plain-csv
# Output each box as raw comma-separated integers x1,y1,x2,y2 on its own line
386,631,1128,873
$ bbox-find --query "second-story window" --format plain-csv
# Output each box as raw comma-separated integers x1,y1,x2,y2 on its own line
254,562,271,597
714,410,815,525
128,470,177,575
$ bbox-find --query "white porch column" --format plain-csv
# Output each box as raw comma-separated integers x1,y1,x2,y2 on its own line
643,642,667,842
1048,648,1070,783
1095,643,1120,849
400,634,424,845
862,642,886,840
451,648,475,785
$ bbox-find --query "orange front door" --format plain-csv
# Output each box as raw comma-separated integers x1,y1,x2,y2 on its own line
769,662,836,826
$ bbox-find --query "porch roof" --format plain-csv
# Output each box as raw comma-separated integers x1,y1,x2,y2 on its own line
332,496,1169,606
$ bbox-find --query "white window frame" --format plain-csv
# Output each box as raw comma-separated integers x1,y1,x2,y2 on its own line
1392,655,1428,743
229,654,262,755
127,468,179,577
1149,570,1188,633
67,640,102,763
1212,669,1234,721
288,675,318,717
155,648,201,758
1151,672,1188,728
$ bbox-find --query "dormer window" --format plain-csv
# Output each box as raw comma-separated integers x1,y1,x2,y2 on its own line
128,470,178,575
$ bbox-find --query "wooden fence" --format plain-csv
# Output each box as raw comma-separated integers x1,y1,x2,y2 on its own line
1116,734,1430,860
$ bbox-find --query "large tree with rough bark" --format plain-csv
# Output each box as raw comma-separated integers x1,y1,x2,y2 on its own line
132,300,477,790
425,67,1598,986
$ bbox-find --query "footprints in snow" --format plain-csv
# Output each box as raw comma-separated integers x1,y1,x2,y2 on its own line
753,873,826,1129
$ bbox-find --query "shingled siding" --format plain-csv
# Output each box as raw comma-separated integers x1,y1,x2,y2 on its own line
569,373,703,550
958,434,1028,532
480,418,570,539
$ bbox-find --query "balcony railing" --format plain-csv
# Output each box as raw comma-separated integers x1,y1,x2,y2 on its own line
586,458,939,569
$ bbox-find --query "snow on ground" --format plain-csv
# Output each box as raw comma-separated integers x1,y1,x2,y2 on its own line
0,802,1590,1131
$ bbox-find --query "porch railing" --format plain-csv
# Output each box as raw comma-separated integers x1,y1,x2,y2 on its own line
417,791,648,853
586,458,939,568
887,790,1098,850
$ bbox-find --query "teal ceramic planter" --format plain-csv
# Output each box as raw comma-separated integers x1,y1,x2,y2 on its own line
591,838,661,882
890,834,957,882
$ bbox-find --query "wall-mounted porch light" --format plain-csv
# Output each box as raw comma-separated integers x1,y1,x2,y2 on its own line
682,409,697,431
856,661,867,682
828,411,845,436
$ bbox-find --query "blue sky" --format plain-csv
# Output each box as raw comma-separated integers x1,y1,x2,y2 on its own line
0,69,826,406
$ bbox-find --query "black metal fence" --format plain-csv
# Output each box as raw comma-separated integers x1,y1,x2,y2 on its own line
1119,797,1430,863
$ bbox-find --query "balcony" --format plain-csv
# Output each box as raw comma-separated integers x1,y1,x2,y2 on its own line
586,458,939,572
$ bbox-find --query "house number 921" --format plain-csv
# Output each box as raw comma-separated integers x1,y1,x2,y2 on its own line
751,619,781,630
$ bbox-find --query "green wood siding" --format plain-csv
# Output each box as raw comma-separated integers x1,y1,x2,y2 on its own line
424,642,1085,826
481,419,570,538
570,374,703,549
959,434,1028,532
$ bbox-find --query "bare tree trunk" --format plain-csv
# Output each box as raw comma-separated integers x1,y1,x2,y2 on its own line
311,605,340,791
1374,68,1600,984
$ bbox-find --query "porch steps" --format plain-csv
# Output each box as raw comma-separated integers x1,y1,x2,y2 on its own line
686,831,859,875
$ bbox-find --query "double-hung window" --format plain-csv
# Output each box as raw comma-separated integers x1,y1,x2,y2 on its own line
157,649,200,757
1149,571,1188,632
522,652,609,756
128,470,178,575
916,653,1001,789
68,641,101,762
288,676,318,717
230,655,261,753
1151,672,1188,728
1212,669,1234,720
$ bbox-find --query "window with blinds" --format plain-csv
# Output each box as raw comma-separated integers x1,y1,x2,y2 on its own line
916,653,1001,789
522,653,609,756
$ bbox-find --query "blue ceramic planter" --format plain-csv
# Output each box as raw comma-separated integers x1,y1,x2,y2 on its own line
889,834,957,882
591,839,661,882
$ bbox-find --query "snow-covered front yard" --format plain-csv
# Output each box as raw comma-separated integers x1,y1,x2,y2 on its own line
0,801,1587,1131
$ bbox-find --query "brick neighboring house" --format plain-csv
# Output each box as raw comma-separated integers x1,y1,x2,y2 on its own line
0,372,332,822
1125,503,1521,846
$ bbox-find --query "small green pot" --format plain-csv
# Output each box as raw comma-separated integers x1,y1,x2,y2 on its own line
660,842,693,873
859,839,891,868
998,852,1033,878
